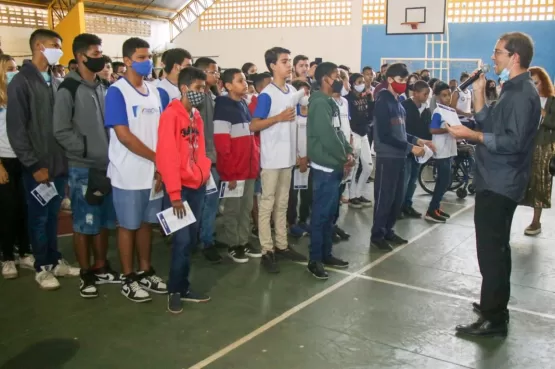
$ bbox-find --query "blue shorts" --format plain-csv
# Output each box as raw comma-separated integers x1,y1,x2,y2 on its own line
112,187,163,230
68,167,117,235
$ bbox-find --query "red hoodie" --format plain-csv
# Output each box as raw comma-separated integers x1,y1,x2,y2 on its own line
156,99,212,201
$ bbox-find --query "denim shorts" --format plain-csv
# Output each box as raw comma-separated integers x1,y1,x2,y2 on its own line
68,167,116,235
112,186,163,230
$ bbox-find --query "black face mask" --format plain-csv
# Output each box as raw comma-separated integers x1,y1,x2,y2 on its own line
407,83,415,91
84,55,106,73
450,86,457,92
422,75,430,82
331,79,343,94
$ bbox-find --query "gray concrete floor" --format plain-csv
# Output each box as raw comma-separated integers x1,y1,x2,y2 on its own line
1,185,555,369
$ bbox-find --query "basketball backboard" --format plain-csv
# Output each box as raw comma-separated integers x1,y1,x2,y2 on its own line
386,0,447,35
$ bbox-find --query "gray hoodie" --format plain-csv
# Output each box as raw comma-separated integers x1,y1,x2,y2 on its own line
199,90,216,163
53,70,109,169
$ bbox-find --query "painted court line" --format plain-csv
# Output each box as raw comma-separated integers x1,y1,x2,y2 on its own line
188,203,475,369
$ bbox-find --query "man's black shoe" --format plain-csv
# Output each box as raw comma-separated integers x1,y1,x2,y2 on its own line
455,317,508,337
307,261,328,280
472,302,510,323
370,239,393,252
385,233,408,246
402,206,422,218
334,226,350,240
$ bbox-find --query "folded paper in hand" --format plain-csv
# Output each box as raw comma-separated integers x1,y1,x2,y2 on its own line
415,145,434,164
219,180,245,198
157,201,196,236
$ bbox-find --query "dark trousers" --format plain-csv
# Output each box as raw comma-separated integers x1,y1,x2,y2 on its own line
0,158,30,261
309,168,342,262
428,158,452,212
475,190,517,323
167,186,205,294
287,168,312,225
402,155,420,208
22,171,65,271
371,157,405,241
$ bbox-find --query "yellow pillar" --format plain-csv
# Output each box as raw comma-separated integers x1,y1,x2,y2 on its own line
52,0,86,68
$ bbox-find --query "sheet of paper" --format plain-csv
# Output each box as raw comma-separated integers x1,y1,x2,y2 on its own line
436,103,462,126
415,145,434,164
31,183,58,206
219,180,245,198
206,174,217,195
156,201,196,236
293,168,310,190
149,180,164,201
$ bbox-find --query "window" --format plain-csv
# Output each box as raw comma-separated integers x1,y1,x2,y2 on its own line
448,0,554,23
0,6,48,28
362,0,386,25
85,15,151,36
200,0,352,31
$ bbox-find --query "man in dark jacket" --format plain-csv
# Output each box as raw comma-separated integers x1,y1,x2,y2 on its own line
7,28,79,290
53,33,120,299
400,80,432,218
306,62,354,280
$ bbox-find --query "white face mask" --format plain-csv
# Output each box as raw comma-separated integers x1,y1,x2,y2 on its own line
299,95,309,106
42,47,63,66
341,86,349,97
354,84,365,93
540,96,547,110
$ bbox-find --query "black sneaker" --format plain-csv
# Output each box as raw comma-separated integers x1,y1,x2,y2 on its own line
244,243,262,258
323,256,349,269
358,197,373,207
228,245,249,263
261,252,280,273
397,211,405,220
92,262,121,285
334,226,350,240
438,209,451,219
348,198,363,209
307,261,328,280
168,293,183,314
385,233,408,246
402,206,422,218
203,245,223,264
79,270,99,299
425,210,447,223
332,233,341,244
275,246,307,261
121,274,151,303
251,227,259,238
371,239,394,252
137,268,168,294
181,290,211,303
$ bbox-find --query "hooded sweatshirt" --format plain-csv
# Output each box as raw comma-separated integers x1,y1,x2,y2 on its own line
53,70,109,169
346,91,373,136
7,60,66,176
307,90,353,171
156,99,212,202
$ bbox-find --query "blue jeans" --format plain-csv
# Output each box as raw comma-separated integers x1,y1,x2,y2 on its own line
200,166,220,247
22,171,66,271
310,168,342,262
167,185,205,294
429,158,452,212
403,155,421,208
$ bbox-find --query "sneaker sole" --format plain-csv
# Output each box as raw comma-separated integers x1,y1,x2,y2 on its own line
228,255,249,263
524,229,541,236
38,283,60,290
140,286,168,295
95,279,123,285
121,291,153,303
80,292,99,299
424,216,446,223
245,252,262,258
2,272,18,279
181,297,211,303
324,263,349,269
168,307,184,314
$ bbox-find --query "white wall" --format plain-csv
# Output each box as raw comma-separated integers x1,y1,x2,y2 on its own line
173,1,363,72
0,20,170,64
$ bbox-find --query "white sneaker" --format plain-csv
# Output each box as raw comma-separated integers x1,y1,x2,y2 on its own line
17,254,36,270
53,259,80,277
2,261,18,279
36,267,60,290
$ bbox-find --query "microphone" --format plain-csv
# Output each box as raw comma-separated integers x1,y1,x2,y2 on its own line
457,64,490,92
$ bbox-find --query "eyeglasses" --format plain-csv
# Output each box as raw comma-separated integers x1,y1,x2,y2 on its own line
492,49,510,56
206,70,220,76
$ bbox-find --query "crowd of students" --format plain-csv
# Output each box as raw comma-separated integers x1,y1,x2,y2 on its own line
1,28,488,314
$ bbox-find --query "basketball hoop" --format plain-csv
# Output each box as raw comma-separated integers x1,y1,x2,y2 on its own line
401,22,419,30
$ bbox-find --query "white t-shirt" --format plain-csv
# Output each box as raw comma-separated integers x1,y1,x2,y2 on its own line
0,108,16,158
104,78,162,190
430,107,457,159
157,78,181,111
253,83,302,169
333,96,351,142
457,89,472,122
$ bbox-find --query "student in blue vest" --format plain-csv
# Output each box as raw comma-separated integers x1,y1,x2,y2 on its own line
104,37,167,303
157,48,193,110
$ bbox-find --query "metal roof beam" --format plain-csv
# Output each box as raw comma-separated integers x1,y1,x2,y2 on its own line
85,0,174,15
169,0,215,41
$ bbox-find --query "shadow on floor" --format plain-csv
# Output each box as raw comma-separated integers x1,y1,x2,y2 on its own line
0,338,80,369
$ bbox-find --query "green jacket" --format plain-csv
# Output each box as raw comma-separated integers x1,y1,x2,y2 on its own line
307,91,353,171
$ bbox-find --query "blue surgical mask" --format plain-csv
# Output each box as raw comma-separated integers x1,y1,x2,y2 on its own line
41,71,51,83
132,60,153,77
498,57,514,83
6,71,18,84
